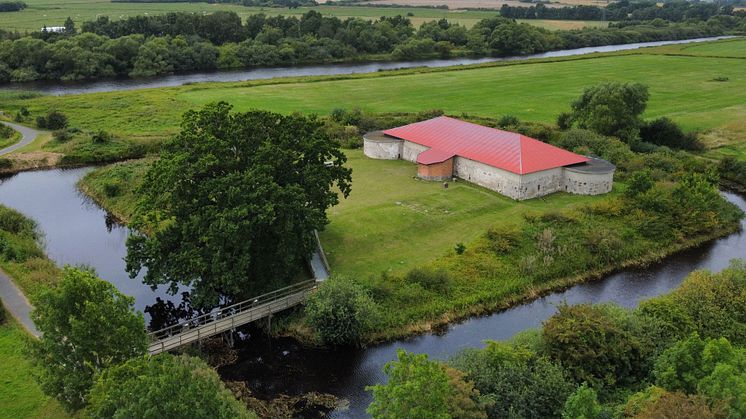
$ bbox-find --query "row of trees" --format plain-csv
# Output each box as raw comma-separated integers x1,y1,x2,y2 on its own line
367,261,746,418
499,0,737,22
1,11,742,82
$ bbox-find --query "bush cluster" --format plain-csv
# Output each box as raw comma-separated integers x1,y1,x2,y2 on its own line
305,276,381,346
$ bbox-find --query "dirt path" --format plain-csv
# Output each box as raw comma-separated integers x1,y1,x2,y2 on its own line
0,121,40,156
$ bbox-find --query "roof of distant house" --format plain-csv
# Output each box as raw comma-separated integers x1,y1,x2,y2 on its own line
383,116,589,175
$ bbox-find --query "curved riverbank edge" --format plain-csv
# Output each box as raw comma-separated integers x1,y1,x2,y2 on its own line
73,165,745,346
283,220,743,346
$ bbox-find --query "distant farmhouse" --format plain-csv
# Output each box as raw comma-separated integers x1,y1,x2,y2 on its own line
364,116,615,200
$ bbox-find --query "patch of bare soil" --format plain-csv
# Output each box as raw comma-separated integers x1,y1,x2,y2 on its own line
0,152,63,174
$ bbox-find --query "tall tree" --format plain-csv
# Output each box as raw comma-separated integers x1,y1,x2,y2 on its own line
126,102,352,308
28,267,147,411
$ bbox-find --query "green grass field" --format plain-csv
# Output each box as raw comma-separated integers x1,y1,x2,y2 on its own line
320,149,614,277
0,0,606,31
0,320,68,419
5,41,745,146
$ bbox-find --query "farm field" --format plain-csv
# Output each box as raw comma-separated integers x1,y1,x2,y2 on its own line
5,40,746,147
354,0,609,8
0,0,605,31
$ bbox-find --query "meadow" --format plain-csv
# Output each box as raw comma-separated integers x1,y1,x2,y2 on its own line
0,0,606,31
4,39,746,148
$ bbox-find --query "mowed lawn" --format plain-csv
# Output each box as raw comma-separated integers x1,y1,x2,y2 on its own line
0,320,68,419
321,149,616,277
0,0,603,31
8,51,745,142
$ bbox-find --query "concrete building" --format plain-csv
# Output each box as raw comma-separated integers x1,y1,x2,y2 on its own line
363,116,615,200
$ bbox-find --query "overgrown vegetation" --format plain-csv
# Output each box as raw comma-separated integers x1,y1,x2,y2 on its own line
88,354,257,418
370,261,746,418
305,276,381,346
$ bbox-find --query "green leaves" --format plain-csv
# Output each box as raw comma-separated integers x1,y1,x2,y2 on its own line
569,82,649,143
87,354,255,419
27,266,147,411
126,103,352,308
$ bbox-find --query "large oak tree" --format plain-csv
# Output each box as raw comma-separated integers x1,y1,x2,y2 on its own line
126,102,352,308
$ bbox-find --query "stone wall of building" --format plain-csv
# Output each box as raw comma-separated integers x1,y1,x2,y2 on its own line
517,168,564,200
562,168,614,195
402,141,430,163
363,135,402,160
453,157,523,199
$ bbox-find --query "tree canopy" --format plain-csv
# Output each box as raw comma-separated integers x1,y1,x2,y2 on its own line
568,82,649,143
87,354,256,418
126,102,352,307
367,349,486,419
28,266,147,411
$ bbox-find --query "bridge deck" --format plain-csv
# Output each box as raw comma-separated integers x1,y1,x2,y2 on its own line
148,281,316,355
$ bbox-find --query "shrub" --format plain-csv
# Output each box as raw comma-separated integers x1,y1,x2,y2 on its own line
0,158,12,169
484,225,521,254
640,117,703,151
0,298,6,324
44,111,68,130
305,276,381,346
497,114,520,128
35,115,47,128
405,267,453,294
562,384,602,419
368,349,487,419
0,206,36,235
454,242,466,255
103,181,121,198
91,130,112,144
52,129,72,142
541,303,645,391
450,341,574,419
557,112,573,130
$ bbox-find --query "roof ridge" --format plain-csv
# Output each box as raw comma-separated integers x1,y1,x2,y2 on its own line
518,135,523,174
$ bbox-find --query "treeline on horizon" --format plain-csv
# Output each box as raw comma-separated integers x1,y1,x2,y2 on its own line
110,0,318,6
0,10,744,83
499,0,742,22
0,1,26,12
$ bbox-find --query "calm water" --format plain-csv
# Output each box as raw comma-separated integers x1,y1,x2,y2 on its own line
0,168,186,319
0,168,744,417
1,36,734,96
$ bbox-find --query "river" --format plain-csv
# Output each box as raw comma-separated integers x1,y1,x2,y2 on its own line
0,167,744,417
1,36,735,96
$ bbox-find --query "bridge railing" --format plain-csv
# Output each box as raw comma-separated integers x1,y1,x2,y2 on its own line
147,279,317,342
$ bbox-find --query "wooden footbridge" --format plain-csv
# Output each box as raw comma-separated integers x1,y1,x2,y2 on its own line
148,279,318,354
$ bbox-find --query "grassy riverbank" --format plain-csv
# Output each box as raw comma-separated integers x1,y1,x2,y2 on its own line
0,205,67,418
79,149,744,343
3,38,745,157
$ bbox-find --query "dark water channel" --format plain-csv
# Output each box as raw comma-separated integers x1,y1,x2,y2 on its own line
0,36,734,96
0,168,744,417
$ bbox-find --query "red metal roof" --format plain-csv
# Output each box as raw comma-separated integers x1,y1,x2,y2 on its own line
383,116,589,175
416,148,455,165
